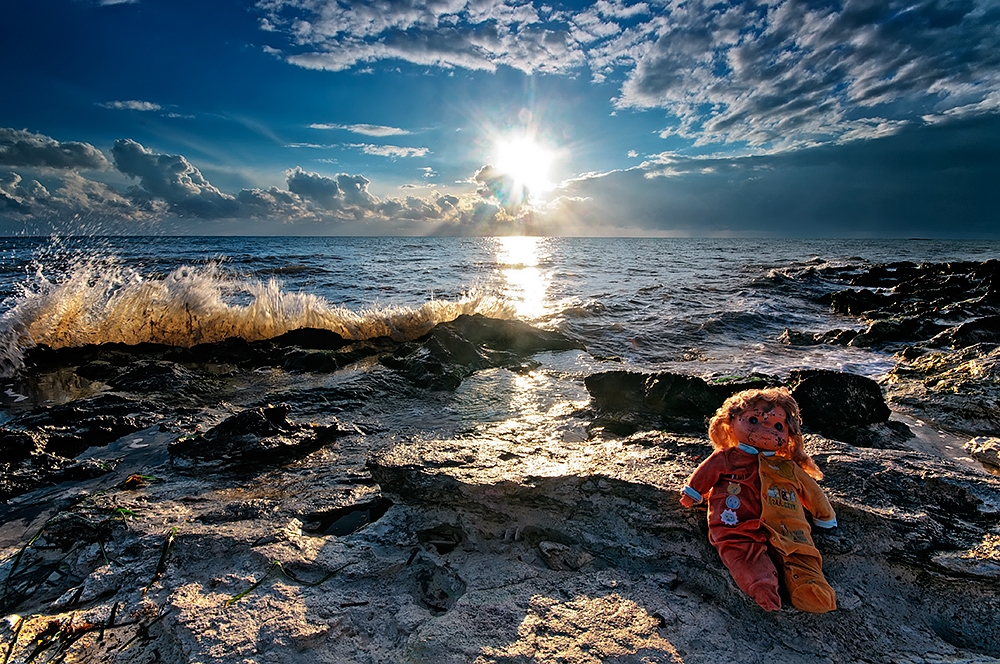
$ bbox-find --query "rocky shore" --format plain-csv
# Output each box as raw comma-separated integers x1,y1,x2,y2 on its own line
1,261,1000,663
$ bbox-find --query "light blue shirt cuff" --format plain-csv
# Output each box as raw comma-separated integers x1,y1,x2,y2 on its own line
814,517,838,529
682,486,703,504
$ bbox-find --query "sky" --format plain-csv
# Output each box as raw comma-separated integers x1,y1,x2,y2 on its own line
1,0,999,237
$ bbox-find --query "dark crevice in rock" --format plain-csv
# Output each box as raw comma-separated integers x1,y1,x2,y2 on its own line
302,497,394,536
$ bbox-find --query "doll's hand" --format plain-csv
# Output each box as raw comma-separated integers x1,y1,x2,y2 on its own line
679,493,695,508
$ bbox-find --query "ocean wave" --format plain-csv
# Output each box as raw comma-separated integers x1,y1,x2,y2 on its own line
253,264,328,276
0,258,515,376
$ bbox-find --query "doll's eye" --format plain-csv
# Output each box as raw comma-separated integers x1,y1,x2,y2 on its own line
748,416,758,424
774,422,783,431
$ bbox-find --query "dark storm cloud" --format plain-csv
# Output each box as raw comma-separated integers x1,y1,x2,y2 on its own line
260,0,1000,147
547,114,1000,237
0,128,111,170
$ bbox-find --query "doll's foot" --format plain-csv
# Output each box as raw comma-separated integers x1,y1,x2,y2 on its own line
749,584,781,611
790,581,836,614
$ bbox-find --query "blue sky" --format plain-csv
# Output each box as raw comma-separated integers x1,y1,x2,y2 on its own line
1,0,998,237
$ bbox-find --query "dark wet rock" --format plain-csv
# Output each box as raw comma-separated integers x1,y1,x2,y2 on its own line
0,428,45,462
19,319,577,395
844,261,922,288
927,315,1000,349
0,393,167,502
74,359,119,382
826,288,895,316
806,260,1000,356
885,343,1000,435
824,420,914,449
777,328,821,345
788,370,904,446
847,315,949,347
585,368,911,446
21,341,174,372
168,404,350,471
268,327,351,350
0,454,113,502
281,338,398,373
584,370,780,432
382,314,584,390
106,360,213,394
170,336,270,366
37,509,116,551
9,393,164,457
281,349,343,373
778,328,859,346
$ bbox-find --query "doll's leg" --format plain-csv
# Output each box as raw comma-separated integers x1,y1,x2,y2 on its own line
778,551,836,613
716,540,781,611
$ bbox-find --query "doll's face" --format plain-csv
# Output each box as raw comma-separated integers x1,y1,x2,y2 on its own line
731,400,789,451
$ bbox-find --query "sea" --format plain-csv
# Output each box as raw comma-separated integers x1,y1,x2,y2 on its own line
0,236,997,441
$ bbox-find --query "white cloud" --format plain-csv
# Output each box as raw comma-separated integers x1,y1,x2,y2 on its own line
259,0,589,74
349,143,430,158
259,0,1000,148
285,166,473,224
111,138,240,218
0,130,487,230
99,100,162,111
310,123,411,136
0,169,160,225
614,0,1000,147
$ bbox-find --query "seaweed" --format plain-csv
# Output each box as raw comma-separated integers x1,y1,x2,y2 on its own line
226,560,354,606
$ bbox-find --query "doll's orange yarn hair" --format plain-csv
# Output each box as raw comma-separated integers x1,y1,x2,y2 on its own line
708,387,823,480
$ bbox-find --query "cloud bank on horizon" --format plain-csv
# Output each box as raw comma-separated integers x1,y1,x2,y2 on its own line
2,0,999,236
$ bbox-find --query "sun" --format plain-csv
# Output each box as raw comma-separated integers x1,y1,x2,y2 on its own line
493,136,555,197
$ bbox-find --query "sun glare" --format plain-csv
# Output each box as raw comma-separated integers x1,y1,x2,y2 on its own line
494,136,555,196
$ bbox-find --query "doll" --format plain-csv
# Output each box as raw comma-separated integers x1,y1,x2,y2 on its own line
679,387,838,613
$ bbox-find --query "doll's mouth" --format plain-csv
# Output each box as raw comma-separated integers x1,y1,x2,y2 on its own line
747,432,786,447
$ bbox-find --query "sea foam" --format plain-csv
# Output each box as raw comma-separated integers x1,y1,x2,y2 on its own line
0,257,515,376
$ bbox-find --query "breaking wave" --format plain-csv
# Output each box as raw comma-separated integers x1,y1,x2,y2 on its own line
0,257,515,376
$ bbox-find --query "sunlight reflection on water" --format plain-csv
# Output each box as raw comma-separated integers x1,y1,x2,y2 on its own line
494,236,551,320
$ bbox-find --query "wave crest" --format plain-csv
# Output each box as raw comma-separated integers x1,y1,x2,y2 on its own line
0,259,515,375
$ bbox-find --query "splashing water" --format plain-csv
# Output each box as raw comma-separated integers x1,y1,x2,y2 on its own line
0,257,515,376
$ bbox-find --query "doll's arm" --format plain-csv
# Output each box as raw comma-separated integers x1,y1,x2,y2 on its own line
680,486,702,508
679,453,724,507
797,469,837,528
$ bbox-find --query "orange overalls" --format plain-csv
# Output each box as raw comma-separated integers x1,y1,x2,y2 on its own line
682,444,837,613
